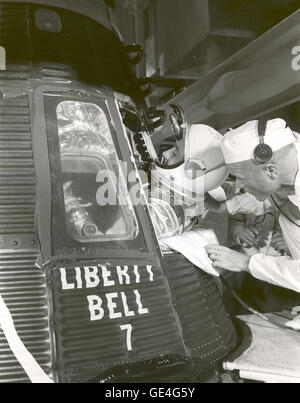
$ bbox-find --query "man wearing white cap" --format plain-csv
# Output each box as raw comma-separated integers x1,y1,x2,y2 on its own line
206,118,300,296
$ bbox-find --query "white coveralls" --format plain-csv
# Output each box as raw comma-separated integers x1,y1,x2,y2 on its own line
227,142,300,294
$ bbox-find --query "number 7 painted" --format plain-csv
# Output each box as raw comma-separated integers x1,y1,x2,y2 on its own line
120,324,133,351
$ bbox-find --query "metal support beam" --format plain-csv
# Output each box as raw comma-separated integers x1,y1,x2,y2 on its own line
153,9,300,143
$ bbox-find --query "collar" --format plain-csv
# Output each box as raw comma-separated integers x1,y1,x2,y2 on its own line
287,141,300,207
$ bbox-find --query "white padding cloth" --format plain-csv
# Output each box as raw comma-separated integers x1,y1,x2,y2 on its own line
163,226,221,277
223,314,300,383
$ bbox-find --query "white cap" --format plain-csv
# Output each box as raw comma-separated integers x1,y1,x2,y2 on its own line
221,118,295,164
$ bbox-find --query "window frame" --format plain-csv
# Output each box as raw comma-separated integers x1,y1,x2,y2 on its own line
56,99,139,243
32,84,160,263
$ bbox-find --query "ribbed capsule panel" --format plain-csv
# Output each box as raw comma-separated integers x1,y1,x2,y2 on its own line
0,30,51,380
0,2,31,84
48,264,185,383
0,251,52,383
0,96,36,239
163,254,238,365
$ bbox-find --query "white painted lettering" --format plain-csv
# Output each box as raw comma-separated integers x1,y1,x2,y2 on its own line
106,292,122,319
87,295,104,321
121,292,135,317
60,268,75,290
84,266,100,288
75,267,82,289
100,265,115,287
116,266,130,285
146,265,154,282
134,289,149,315
133,265,140,283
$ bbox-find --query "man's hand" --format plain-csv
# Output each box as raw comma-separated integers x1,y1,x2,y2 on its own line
271,232,290,254
205,244,251,272
237,227,259,247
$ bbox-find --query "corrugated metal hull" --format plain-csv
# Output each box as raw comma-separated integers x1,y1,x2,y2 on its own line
0,96,36,239
163,254,238,365
0,251,52,383
0,3,238,383
0,78,51,380
48,264,186,383
47,256,238,383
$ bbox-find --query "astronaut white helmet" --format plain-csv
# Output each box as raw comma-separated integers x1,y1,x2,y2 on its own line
148,124,228,240
152,124,228,202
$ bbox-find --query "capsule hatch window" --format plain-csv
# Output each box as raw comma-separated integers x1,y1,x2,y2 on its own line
56,101,138,242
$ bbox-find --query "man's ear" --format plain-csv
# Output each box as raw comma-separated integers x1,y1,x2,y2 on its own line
265,164,278,180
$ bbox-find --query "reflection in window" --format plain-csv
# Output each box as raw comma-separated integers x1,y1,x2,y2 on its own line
57,101,138,242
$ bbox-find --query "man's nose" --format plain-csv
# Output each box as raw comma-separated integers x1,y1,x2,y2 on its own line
235,179,245,191
235,179,243,187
